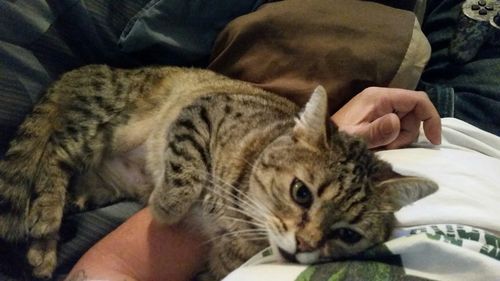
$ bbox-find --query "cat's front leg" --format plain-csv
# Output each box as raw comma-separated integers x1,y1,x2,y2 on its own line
149,157,207,224
149,118,210,225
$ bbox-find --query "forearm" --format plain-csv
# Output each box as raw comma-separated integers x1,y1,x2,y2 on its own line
65,246,139,281
65,208,207,281
66,267,137,281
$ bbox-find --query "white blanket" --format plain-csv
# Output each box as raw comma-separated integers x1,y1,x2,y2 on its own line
224,118,500,281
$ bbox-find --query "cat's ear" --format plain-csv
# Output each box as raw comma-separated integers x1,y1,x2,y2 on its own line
375,176,438,211
293,85,330,147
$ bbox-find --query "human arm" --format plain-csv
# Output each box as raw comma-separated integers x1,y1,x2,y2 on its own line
331,87,442,149
64,208,207,281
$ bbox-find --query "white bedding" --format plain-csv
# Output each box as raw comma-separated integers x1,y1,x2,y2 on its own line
224,118,500,281
386,117,500,236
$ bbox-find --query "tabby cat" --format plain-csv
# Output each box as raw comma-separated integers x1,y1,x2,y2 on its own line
0,65,437,280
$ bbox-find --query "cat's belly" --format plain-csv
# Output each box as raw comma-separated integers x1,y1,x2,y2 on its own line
70,139,160,210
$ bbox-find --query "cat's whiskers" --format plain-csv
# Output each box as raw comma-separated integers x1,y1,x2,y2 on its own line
201,174,269,221
209,173,279,222
219,215,267,229
219,213,267,231
167,157,275,247
239,236,269,243
216,229,268,239
206,172,269,215
233,155,285,221
182,166,264,216
215,160,280,220
201,228,269,246
193,197,268,227
219,204,268,225
250,193,278,219
179,165,277,223
224,156,275,215
225,229,268,235
201,181,267,222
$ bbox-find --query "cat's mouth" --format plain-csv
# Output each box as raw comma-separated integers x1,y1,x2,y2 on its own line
277,247,320,264
278,247,297,263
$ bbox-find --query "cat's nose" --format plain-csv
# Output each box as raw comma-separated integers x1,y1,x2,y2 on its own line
296,236,315,252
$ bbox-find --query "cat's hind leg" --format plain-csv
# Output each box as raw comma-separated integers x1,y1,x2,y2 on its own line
25,130,108,278
26,236,58,278
0,65,129,278
0,104,73,278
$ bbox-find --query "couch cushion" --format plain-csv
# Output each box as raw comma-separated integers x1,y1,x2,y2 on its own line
209,0,430,114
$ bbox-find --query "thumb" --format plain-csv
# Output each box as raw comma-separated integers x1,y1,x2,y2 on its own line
365,113,400,149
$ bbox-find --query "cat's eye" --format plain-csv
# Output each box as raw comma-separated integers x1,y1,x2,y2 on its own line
290,178,313,208
328,227,363,244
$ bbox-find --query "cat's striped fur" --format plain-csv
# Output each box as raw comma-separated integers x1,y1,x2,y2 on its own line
0,65,437,280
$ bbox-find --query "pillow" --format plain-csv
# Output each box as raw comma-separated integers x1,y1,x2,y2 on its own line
366,0,426,22
0,0,265,157
208,0,431,113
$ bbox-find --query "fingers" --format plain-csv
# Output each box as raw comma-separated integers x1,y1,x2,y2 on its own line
366,113,400,149
422,116,442,145
333,87,442,149
407,92,441,145
386,113,420,149
336,113,400,149
386,90,441,145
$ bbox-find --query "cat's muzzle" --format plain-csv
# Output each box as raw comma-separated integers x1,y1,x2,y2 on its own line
278,247,320,264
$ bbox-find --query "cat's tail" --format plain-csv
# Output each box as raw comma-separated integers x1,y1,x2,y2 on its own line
0,93,59,241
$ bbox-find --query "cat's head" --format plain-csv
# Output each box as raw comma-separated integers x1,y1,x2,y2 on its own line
248,86,437,264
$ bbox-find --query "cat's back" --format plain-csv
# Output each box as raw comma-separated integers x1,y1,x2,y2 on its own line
68,65,299,205
15,64,299,157
74,65,296,151
55,64,272,105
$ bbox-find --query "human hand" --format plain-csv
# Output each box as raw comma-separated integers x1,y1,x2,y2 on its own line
331,87,441,149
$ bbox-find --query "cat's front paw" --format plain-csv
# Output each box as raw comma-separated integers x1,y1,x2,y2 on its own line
149,189,193,225
27,238,57,279
28,195,63,238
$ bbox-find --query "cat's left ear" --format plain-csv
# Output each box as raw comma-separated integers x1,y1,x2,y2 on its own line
375,176,438,211
293,85,330,147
